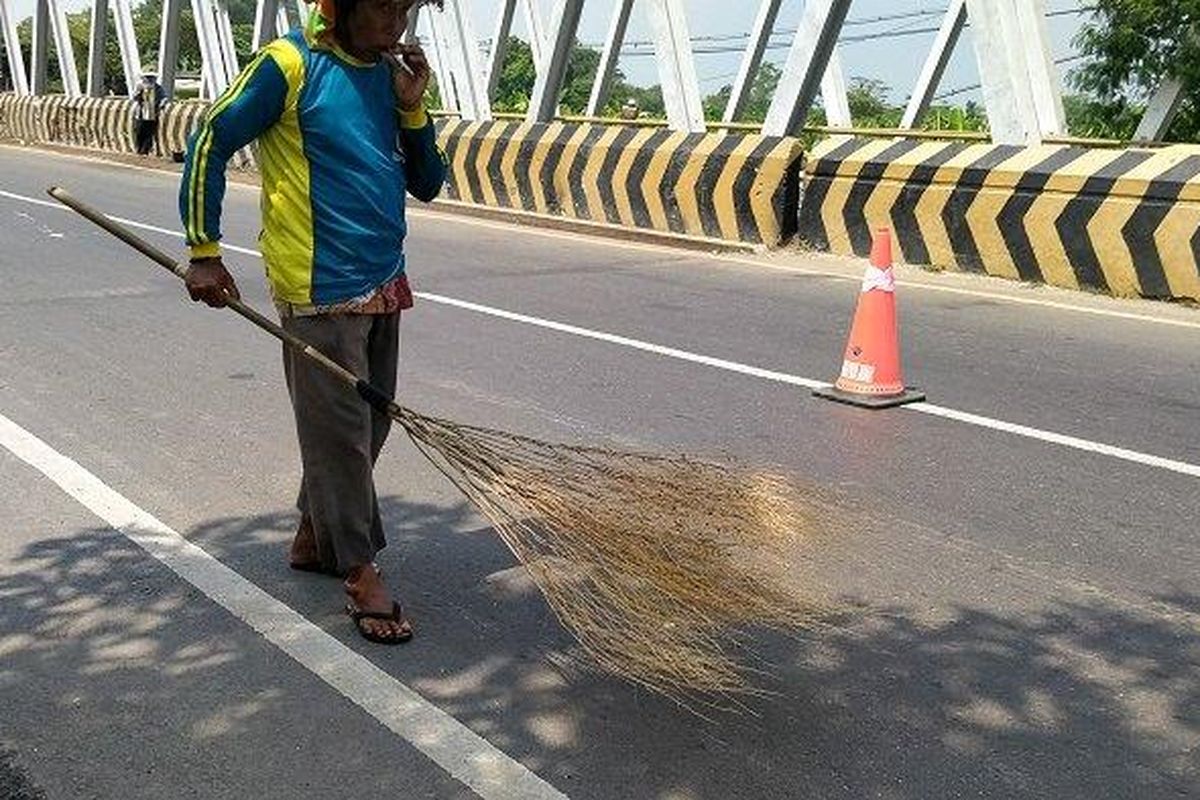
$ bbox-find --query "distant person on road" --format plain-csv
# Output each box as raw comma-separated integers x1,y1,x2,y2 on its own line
178,0,446,644
133,71,166,155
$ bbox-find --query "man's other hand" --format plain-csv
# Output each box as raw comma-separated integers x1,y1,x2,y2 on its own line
388,44,431,112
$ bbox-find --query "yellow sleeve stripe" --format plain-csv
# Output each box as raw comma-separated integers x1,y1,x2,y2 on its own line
266,37,306,101
189,51,271,242
186,49,274,244
190,241,221,259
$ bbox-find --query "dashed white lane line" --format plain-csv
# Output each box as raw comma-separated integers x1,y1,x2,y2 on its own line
3,187,1200,481
0,412,570,800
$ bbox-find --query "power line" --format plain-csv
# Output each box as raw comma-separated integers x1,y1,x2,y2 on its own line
578,7,946,50
611,5,1094,56
932,54,1088,101
485,2,1096,80
843,7,944,27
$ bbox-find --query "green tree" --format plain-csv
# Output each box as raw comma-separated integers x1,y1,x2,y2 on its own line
701,84,730,122
846,77,902,128
921,101,988,133
11,0,257,97
491,36,536,113
132,0,203,74
700,61,780,123
804,77,904,129
606,81,664,118
560,42,598,114
489,36,609,116
1062,93,1143,139
1073,0,1200,141
15,16,91,94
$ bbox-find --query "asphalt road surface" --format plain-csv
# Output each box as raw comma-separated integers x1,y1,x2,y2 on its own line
1,145,1198,799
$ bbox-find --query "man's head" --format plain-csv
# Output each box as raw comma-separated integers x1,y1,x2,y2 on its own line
333,0,442,59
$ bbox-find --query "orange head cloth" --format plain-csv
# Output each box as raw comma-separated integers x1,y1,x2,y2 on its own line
304,0,336,38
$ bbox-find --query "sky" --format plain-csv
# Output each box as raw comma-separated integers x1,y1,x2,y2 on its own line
5,0,1090,103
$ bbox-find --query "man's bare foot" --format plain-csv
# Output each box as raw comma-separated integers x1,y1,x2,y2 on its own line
290,518,380,578
344,564,412,644
288,516,323,570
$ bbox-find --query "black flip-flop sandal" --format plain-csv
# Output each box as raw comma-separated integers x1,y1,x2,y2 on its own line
346,601,413,645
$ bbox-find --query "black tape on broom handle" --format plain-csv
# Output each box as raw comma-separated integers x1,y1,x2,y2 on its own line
47,186,397,415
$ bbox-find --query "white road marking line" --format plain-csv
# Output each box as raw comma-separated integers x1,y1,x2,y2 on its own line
3,187,1199,479
1,190,62,209
406,209,1200,331
5,152,1200,331
10,185,1200,337
417,291,826,390
906,403,1200,479
1,190,222,252
0,411,570,800
413,293,1200,480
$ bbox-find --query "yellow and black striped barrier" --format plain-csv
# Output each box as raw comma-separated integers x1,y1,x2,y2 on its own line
436,119,804,247
0,94,137,153
1,92,230,162
2,94,803,247
801,136,1200,302
7,90,1200,295
59,96,136,154
0,93,45,143
159,100,212,158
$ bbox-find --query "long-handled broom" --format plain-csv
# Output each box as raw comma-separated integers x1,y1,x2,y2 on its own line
49,186,835,708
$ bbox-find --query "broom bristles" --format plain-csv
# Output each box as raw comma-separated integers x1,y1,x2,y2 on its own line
394,407,836,708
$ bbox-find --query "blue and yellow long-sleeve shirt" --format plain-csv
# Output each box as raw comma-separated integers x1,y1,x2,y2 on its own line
179,30,446,306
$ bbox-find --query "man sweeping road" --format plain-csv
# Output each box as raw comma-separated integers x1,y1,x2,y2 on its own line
178,0,446,644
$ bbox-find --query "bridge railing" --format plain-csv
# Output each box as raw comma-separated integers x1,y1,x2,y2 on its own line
0,0,1184,146
430,110,1174,151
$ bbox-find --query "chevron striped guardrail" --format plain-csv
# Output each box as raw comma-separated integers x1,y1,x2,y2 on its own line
4,94,799,247
0,94,43,143
1,94,137,153
159,100,210,157
0,92,241,165
57,96,136,154
437,119,804,247
14,89,1199,295
801,137,1200,302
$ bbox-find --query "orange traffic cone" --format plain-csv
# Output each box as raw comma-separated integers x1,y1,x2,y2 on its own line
813,229,925,409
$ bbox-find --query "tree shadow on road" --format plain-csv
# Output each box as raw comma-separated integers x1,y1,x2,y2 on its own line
1,497,1197,799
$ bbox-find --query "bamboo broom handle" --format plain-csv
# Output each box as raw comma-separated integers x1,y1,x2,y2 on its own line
47,186,403,417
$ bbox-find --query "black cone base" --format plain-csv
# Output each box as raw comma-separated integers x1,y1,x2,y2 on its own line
812,385,926,409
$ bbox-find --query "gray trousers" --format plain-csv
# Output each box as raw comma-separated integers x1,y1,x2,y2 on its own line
282,312,400,575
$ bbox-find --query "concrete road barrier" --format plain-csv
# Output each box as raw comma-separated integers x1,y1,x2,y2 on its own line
0,92,240,164
18,87,1200,294
2,93,805,249
801,136,1200,303
436,119,804,248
